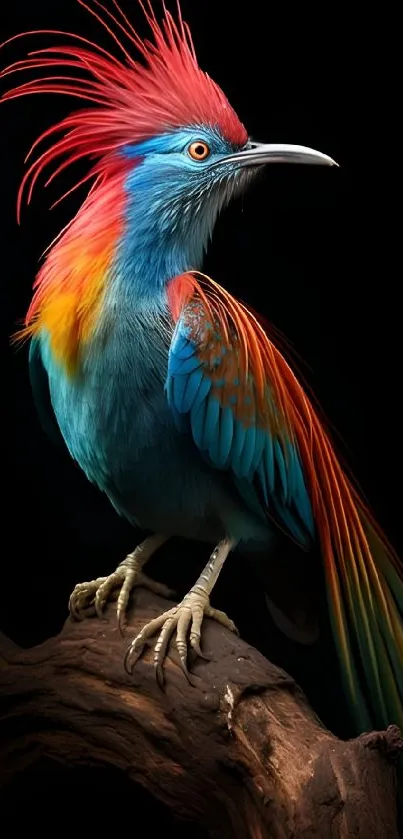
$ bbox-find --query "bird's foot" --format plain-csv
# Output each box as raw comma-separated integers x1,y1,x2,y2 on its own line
69,536,173,632
124,587,238,687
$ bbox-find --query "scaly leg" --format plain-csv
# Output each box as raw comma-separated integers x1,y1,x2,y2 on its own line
69,533,172,631
124,536,238,686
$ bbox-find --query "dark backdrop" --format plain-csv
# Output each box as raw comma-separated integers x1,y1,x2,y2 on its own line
1,0,400,832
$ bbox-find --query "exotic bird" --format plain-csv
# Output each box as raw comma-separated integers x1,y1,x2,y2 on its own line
2,0,402,737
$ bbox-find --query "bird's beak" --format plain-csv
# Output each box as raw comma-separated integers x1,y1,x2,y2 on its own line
214,141,338,169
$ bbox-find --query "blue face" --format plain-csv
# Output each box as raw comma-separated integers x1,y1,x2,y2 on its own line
119,126,253,286
123,125,244,180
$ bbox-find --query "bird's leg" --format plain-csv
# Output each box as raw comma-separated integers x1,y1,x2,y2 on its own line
69,533,172,631
124,536,238,686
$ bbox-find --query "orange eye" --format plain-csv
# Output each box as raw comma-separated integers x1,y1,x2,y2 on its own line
188,141,210,161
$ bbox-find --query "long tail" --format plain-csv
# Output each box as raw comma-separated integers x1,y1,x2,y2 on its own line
271,327,403,734
249,288,403,734
192,272,403,734
315,459,403,734
273,339,403,734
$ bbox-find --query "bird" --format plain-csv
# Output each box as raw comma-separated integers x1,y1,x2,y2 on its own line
2,0,402,738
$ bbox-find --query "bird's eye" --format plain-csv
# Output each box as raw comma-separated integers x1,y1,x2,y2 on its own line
188,141,210,161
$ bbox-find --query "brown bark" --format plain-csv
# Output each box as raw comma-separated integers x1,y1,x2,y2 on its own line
0,588,401,839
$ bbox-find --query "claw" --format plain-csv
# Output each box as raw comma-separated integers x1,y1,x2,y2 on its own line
124,638,143,674
68,535,170,632
124,634,147,675
125,588,236,685
69,579,104,620
177,655,193,685
190,640,211,661
123,644,135,676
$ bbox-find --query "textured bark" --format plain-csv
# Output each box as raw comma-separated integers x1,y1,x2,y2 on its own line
0,588,401,839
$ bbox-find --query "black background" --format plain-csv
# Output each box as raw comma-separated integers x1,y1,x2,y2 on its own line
1,0,400,832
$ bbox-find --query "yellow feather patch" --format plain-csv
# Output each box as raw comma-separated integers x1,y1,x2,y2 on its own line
18,160,129,375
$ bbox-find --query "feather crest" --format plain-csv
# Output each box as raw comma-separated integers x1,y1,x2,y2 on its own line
0,0,247,220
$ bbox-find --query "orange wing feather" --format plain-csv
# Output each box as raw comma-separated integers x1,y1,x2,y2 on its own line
171,271,403,731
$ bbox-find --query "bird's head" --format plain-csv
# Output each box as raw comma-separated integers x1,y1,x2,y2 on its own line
121,125,335,271
1,0,337,287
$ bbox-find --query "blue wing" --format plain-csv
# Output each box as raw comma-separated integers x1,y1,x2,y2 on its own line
165,292,314,548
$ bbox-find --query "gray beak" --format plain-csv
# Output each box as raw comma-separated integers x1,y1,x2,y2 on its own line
214,141,338,169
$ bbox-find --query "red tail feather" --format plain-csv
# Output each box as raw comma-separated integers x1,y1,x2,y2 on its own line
183,271,403,731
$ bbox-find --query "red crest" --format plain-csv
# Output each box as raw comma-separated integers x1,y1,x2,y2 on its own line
1,1,248,219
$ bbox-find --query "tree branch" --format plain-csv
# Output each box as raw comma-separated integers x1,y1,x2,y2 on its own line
0,588,401,839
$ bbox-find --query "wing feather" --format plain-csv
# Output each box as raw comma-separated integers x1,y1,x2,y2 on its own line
166,272,313,548
166,271,403,733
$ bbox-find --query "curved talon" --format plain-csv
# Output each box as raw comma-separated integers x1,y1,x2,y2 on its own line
123,631,149,675
68,541,171,631
124,644,135,676
190,640,211,661
176,654,195,686
125,590,237,685
69,577,109,620
124,611,168,674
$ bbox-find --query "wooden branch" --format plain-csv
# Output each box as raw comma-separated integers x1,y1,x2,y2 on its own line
0,588,401,839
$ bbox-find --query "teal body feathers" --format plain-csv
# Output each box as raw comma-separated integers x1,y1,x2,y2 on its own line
3,1,402,759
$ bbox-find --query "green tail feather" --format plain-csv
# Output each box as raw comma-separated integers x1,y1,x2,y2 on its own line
325,504,403,735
